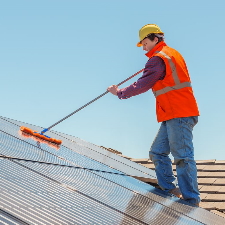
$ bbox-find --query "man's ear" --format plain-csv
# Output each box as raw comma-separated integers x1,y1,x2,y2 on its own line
154,37,159,43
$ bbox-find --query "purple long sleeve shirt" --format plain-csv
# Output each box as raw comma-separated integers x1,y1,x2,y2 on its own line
117,56,166,99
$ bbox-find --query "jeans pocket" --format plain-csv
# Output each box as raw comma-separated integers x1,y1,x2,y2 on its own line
180,116,198,128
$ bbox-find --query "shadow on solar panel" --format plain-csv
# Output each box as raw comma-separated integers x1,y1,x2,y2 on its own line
1,116,225,225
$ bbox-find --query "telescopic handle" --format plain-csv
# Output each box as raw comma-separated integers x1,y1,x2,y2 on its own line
42,68,144,133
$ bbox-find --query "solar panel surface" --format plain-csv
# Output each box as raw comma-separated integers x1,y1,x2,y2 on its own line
1,116,225,225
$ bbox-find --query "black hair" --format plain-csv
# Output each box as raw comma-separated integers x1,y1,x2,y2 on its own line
146,33,164,43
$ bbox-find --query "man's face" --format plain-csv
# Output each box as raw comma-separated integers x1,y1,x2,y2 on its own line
141,37,158,52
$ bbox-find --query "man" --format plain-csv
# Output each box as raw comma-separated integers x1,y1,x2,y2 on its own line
107,24,200,206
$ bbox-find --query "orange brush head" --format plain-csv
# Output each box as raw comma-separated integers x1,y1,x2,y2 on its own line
20,126,62,149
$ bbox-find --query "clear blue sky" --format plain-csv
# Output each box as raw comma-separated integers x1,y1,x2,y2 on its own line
1,0,224,160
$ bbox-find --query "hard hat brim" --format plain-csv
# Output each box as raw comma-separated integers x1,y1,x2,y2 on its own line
137,42,142,47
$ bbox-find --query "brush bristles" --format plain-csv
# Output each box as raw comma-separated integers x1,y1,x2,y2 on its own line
20,126,62,146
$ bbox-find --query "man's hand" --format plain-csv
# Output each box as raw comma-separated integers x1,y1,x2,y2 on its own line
107,85,119,96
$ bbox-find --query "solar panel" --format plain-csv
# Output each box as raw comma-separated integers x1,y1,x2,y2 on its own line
1,116,225,224
0,116,157,182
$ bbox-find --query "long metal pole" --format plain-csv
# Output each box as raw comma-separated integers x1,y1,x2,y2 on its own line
41,68,144,134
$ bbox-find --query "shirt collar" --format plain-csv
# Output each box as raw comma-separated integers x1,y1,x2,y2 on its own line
145,41,167,58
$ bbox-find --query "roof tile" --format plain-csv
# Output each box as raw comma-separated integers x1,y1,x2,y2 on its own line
142,164,155,169
200,186,221,193
214,160,225,164
197,171,225,178
130,158,150,163
196,165,207,170
217,186,225,193
204,194,225,201
197,171,211,177
202,165,225,172
200,193,208,200
198,178,216,185
196,160,216,164
199,202,216,210
213,202,225,211
214,178,225,185
207,172,225,178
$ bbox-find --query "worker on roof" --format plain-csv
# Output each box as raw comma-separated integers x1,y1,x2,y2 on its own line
107,24,200,206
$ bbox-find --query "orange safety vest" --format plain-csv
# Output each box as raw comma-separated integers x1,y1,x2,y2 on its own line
145,42,200,122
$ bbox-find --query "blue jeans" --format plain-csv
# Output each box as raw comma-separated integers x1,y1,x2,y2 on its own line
149,116,200,204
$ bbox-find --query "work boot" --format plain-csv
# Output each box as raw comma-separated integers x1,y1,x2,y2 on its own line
169,187,183,198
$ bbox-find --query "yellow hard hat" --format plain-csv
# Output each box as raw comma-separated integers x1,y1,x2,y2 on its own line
137,24,164,47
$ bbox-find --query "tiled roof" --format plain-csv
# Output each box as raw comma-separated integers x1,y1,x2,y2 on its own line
129,158,225,218
100,146,122,155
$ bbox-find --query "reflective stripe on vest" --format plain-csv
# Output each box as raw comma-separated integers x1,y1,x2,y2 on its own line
153,51,192,97
153,82,192,97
